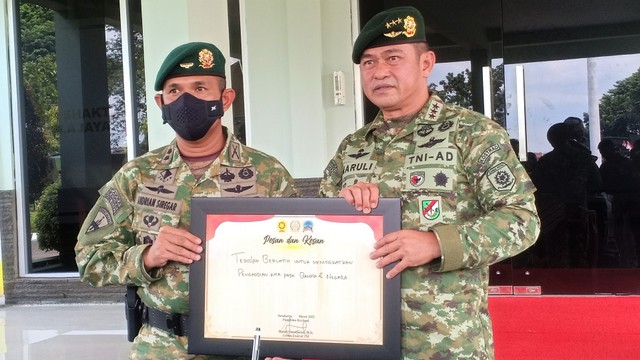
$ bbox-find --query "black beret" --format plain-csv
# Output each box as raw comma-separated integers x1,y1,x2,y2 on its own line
352,6,426,63
154,42,226,91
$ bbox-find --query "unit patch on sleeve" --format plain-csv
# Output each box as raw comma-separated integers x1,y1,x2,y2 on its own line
86,207,113,234
418,195,443,226
487,162,516,191
478,143,501,166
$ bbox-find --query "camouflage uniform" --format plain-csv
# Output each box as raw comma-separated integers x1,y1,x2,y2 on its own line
76,127,297,359
320,94,540,359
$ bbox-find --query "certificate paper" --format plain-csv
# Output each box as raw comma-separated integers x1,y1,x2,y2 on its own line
205,214,382,343
189,198,401,360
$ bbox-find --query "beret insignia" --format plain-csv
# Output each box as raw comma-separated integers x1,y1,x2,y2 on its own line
199,49,214,69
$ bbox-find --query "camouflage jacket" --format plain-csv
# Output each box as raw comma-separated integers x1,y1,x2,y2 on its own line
320,94,540,359
76,128,297,314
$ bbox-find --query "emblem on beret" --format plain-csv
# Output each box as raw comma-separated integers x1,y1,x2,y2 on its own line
384,15,417,38
179,62,194,69
199,49,215,69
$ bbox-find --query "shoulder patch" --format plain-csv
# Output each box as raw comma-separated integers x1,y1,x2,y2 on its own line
85,207,114,234
487,162,516,191
478,144,500,165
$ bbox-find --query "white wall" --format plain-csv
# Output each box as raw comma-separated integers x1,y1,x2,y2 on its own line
142,0,233,151
141,0,359,178
243,0,358,177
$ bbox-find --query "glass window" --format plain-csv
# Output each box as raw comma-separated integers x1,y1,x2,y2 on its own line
18,0,146,273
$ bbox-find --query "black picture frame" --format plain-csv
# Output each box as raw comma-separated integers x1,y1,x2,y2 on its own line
188,197,401,360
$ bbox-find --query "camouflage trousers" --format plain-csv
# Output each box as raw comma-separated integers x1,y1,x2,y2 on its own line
130,324,248,360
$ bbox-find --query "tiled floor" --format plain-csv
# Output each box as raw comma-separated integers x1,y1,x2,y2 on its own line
0,303,130,360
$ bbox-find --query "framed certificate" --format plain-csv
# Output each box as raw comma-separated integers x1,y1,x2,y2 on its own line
188,197,401,360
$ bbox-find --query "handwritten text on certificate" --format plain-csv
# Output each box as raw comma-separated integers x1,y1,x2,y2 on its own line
203,214,384,345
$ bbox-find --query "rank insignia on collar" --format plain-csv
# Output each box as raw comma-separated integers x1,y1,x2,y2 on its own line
161,147,174,164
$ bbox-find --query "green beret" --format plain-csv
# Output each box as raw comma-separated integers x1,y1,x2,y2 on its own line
154,42,226,91
352,6,426,63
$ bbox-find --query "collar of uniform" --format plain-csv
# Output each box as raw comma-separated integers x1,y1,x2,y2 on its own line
217,126,252,167
366,93,446,137
416,93,446,124
155,126,250,170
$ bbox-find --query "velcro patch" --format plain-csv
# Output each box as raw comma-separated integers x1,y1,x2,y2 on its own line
155,168,177,184
85,207,113,234
487,162,516,191
342,160,376,176
134,193,183,214
138,211,162,232
419,196,443,226
141,182,179,199
405,148,457,167
220,166,257,197
405,167,455,191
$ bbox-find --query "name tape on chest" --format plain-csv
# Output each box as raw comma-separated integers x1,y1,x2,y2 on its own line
134,192,183,214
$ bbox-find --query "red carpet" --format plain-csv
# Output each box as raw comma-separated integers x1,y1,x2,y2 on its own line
489,296,640,359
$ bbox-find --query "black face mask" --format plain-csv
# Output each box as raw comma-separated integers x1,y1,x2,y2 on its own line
161,92,224,141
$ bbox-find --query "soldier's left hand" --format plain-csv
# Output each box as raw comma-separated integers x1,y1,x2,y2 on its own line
370,229,442,278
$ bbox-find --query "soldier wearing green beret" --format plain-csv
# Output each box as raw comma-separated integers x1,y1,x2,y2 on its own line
328,6,539,360
269,6,540,360
75,42,297,359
